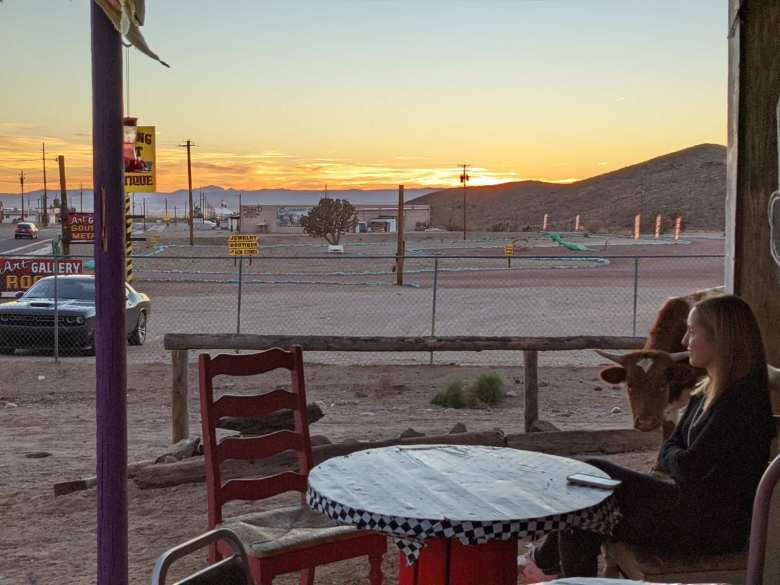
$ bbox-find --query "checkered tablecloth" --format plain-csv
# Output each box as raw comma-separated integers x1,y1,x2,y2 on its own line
306,446,621,564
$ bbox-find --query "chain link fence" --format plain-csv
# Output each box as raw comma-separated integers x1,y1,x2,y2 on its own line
0,250,724,365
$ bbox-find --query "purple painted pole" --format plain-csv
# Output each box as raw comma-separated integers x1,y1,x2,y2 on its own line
91,3,128,585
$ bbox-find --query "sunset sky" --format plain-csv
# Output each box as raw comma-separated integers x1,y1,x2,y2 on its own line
0,1,727,193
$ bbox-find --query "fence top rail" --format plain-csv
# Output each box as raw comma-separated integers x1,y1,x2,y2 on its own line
164,334,646,352
0,253,725,261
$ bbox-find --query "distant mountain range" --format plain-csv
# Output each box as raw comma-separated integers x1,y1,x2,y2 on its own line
415,144,727,232
1,144,727,231
0,187,433,215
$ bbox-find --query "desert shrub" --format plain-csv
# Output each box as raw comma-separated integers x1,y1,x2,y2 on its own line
431,380,470,408
469,373,506,406
431,374,507,409
583,219,607,234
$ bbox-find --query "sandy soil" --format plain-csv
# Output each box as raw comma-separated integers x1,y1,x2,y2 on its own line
0,358,659,585
0,231,719,584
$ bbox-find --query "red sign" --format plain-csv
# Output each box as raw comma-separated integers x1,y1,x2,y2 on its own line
66,212,95,241
0,258,85,295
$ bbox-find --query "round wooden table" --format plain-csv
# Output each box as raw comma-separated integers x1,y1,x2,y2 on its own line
307,445,620,585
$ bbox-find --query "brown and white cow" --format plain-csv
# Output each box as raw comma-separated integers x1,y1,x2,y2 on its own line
595,287,779,469
596,287,723,435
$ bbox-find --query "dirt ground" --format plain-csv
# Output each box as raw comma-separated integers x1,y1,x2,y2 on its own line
0,357,659,585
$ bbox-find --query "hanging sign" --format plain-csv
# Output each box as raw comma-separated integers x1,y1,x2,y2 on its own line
125,125,156,193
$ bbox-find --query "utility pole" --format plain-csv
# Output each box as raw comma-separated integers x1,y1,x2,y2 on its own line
238,191,243,233
42,143,49,226
80,184,84,212
178,139,196,245
58,155,70,256
19,170,25,220
459,164,470,241
396,184,405,286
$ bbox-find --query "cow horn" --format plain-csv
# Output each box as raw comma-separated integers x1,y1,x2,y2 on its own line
669,351,690,362
594,350,626,365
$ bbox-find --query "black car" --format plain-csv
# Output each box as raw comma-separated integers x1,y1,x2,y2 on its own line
0,275,150,354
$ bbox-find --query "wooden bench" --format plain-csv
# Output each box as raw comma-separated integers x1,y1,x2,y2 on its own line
604,415,780,584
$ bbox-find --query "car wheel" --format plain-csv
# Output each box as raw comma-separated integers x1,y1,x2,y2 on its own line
129,311,147,346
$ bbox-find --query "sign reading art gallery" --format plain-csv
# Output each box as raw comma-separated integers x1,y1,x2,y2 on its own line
124,125,157,192
0,258,84,296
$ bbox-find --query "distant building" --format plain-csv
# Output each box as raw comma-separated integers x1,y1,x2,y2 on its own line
238,204,430,234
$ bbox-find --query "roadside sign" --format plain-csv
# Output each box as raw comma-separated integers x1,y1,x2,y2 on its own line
66,212,95,242
504,244,514,257
124,125,156,193
0,258,85,296
228,234,259,257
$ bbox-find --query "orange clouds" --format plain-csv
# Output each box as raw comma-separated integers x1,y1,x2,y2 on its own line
1,131,530,191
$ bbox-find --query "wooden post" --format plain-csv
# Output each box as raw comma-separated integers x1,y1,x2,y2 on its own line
58,156,71,256
171,349,189,443
396,184,405,286
523,350,538,432
91,2,128,584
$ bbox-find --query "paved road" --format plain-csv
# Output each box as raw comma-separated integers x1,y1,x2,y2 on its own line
0,224,58,255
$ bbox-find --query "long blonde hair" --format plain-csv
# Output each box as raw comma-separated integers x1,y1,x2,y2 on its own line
690,295,768,407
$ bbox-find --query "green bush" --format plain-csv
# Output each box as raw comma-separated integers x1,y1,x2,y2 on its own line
431,380,470,409
470,373,506,406
431,374,506,409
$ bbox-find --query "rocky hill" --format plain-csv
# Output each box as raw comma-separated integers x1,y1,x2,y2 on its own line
415,144,726,232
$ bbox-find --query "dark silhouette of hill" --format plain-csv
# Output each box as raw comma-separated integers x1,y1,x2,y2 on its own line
415,144,726,232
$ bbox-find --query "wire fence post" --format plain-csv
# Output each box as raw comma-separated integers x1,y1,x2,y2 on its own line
236,257,243,348
53,251,59,363
632,257,640,337
429,257,439,365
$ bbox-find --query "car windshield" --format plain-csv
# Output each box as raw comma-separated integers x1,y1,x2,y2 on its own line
24,279,95,301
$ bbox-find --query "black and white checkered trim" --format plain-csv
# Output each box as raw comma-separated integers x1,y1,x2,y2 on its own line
307,487,621,564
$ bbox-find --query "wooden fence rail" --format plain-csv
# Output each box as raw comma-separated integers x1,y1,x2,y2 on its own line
164,334,645,444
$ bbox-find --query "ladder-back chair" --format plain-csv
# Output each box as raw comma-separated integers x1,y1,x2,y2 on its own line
199,346,386,585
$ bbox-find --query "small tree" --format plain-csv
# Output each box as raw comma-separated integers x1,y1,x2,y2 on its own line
301,198,358,245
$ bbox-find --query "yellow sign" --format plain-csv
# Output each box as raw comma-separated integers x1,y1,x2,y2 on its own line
504,244,514,257
125,125,157,193
228,234,260,257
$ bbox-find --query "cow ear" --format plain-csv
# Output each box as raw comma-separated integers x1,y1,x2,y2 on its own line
600,366,626,385
666,363,698,385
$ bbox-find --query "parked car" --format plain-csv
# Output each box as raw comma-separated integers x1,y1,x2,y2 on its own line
14,222,39,239
0,275,150,354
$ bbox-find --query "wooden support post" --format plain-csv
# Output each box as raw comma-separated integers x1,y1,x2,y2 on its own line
396,184,405,286
171,349,189,444
91,2,127,583
523,350,538,433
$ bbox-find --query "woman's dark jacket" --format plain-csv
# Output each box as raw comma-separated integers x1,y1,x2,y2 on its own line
660,372,776,547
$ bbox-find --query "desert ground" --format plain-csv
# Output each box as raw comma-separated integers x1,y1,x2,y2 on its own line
0,229,723,584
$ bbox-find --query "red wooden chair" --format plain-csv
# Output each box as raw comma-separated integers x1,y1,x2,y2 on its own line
199,346,386,585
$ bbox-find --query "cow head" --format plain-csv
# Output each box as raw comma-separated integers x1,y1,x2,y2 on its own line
595,349,700,432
